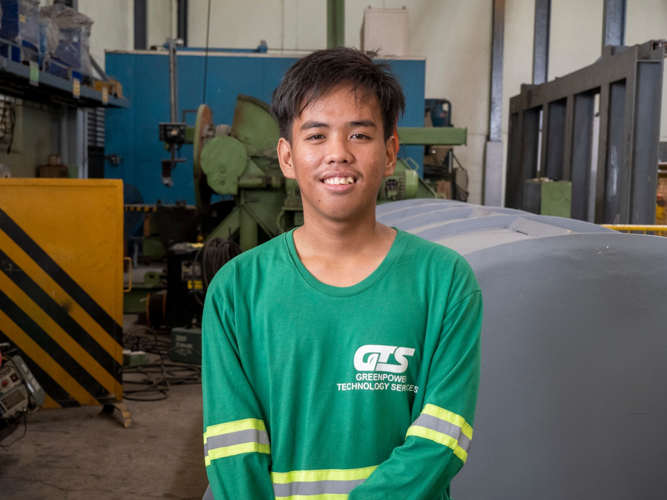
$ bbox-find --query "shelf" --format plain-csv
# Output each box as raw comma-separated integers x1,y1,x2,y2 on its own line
0,55,129,108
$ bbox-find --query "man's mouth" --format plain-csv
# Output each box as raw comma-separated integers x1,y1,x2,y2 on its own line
322,176,357,185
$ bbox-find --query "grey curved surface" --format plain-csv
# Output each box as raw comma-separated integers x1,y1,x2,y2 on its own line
378,199,667,499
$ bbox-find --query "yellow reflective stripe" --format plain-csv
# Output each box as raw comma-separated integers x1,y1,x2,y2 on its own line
276,496,348,500
205,442,270,466
406,426,468,463
422,404,473,440
271,465,378,484
203,418,266,444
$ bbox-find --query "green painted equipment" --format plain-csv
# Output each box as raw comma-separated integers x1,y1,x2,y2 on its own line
523,179,572,218
190,95,442,251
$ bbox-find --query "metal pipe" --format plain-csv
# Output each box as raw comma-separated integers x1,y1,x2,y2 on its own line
168,38,178,123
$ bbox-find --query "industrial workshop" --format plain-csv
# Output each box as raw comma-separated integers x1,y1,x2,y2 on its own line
0,0,666,499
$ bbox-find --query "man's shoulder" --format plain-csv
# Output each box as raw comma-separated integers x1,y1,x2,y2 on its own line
208,233,290,291
397,230,480,298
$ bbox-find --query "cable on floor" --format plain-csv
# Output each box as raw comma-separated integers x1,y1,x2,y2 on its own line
122,326,201,402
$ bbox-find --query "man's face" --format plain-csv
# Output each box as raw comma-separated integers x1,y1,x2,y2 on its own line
277,85,398,223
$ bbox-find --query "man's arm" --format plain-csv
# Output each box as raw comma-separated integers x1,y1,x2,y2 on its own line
349,289,482,500
202,275,275,499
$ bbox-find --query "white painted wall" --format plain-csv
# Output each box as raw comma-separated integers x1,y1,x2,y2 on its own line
147,0,175,48
78,0,134,68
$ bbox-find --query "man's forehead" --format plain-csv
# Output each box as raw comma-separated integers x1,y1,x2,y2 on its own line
297,85,380,120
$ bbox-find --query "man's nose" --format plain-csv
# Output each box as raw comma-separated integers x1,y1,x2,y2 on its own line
325,134,353,164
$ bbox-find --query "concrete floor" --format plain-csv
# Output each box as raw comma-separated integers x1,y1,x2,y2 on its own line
0,318,208,500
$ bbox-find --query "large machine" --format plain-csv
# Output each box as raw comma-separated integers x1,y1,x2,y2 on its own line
148,93,446,337
378,199,667,498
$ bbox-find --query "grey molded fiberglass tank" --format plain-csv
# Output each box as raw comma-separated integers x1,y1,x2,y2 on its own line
377,199,667,499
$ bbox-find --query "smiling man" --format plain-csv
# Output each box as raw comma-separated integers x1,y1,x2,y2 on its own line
202,48,483,500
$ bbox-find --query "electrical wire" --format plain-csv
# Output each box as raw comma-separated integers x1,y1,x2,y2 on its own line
202,0,212,104
122,326,201,402
193,238,242,306
0,410,28,448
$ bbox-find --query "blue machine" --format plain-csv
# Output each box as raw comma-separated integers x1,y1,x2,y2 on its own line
105,49,426,205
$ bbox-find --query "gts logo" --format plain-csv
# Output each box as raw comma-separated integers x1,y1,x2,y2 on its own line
354,345,415,374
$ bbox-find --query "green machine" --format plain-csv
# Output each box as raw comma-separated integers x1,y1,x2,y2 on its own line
185,95,465,251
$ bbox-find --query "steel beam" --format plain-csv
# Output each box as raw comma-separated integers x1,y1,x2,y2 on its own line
569,92,595,220
397,127,467,146
543,99,567,179
484,0,505,207
532,0,551,85
134,0,147,50
602,0,626,49
507,40,667,224
177,0,188,47
489,0,505,143
630,60,663,224
505,112,522,208
327,0,345,49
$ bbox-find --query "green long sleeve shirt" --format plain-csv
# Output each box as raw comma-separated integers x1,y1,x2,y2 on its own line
202,228,482,499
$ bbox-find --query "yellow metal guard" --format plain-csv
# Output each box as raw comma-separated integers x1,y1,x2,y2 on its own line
602,224,667,236
0,179,124,408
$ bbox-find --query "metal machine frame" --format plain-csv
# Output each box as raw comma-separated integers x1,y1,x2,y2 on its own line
505,40,666,224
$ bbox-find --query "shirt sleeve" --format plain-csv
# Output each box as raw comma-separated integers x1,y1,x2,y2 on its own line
348,282,483,499
202,270,275,499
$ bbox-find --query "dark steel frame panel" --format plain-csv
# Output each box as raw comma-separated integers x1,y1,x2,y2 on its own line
505,40,666,224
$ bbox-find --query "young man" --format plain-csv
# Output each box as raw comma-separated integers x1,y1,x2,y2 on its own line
202,48,482,499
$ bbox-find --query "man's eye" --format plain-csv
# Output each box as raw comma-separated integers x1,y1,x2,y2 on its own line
307,134,325,140
352,134,369,140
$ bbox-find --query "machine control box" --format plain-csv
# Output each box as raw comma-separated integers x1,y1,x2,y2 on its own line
159,122,187,144
170,327,202,365
0,355,45,443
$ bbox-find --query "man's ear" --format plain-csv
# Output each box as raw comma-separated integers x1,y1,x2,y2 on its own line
383,131,398,177
277,137,296,179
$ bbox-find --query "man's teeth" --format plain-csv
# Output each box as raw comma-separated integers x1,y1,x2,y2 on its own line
324,177,355,185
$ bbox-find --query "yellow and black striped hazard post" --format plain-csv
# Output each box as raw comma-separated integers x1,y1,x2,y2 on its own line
0,179,124,409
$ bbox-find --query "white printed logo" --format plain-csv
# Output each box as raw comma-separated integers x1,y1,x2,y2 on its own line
354,345,415,374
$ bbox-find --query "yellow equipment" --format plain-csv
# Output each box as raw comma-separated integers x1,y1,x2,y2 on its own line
0,179,124,409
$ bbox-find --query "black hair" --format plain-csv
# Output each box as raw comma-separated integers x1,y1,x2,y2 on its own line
271,47,405,142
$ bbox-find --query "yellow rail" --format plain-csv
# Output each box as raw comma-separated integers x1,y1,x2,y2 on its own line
602,224,667,235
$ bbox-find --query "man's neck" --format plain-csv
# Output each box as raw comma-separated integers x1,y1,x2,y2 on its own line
292,208,397,287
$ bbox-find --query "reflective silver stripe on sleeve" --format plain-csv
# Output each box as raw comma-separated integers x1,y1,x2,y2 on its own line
412,413,471,452
273,478,367,497
204,429,270,456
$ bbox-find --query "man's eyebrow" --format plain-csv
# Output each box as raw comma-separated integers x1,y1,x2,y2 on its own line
300,121,328,130
350,120,377,128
